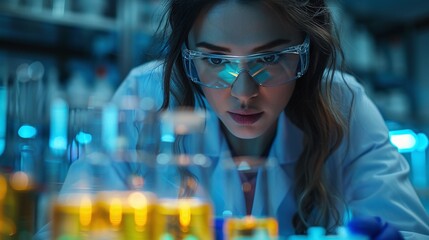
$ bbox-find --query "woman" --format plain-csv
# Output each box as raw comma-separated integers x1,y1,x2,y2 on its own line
38,0,429,239
128,0,426,237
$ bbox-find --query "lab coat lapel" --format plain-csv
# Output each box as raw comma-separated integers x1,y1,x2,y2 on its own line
252,157,290,217
197,106,247,216
210,147,247,216
201,108,301,217
252,113,301,216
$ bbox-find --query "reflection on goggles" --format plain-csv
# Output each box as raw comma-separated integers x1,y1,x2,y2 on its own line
218,63,270,85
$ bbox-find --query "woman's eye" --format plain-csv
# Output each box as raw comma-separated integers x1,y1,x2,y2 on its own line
207,57,226,65
261,54,280,64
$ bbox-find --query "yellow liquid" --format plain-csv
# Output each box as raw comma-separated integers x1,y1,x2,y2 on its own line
94,192,156,240
224,216,278,240
154,198,213,240
1,190,17,239
52,192,156,240
52,201,91,240
1,172,37,239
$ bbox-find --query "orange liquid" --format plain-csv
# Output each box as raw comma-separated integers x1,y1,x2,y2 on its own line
153,198,214,240
224,216,278,239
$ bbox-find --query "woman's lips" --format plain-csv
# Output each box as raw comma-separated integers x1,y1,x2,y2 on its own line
228,112,263,125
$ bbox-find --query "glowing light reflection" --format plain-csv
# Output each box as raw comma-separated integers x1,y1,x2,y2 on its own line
79,197,92,226
128,192,148,227
109,198,123,226
10,171,30,191
18,125,37,139
389,129,417,153
179,200,191,227
76,131,92,145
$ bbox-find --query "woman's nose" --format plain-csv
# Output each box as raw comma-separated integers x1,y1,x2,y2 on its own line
230,70,259,101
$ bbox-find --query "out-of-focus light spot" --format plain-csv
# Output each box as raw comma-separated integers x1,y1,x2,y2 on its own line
128,192,148,227
76,131,92,145
241,216,257,229
308,226,326,237
179,199,191,227
192,154,210,167
130,175,144,189
389,129,417,153
161,134,175,143
177,154,191,166
50,137,67,152
79,196,92,226
10,171,30,191
156,153,170,165
416,133,429,151
237,161,251,171
102,104,118,152
18,125,37,139
50,98,68,153
128,192,147,209
223,210,232,218
109,198,123,226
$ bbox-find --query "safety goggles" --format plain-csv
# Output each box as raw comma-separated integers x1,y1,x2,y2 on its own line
182,35,310,88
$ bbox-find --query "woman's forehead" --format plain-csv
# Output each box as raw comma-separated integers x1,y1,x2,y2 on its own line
188,1,302,50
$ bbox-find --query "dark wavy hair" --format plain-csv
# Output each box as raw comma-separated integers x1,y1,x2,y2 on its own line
156,0,348,234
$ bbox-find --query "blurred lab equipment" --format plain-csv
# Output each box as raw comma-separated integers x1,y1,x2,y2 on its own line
154,109,214,240
220,156,279,240
389,129,429,188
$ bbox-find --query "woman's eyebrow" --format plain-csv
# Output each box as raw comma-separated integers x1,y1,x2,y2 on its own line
195,42,230,52
195,39,291,53
252,39,291,52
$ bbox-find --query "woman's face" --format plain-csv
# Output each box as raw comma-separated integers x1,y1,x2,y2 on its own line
188,1,303,139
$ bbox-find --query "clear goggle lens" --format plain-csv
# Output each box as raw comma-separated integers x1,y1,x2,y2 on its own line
182,36,310,88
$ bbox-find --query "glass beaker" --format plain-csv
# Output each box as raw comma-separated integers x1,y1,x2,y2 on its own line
52,190,157,240
52,98,161,239
220,156,279,240
116,96,160,192
154,109,214,240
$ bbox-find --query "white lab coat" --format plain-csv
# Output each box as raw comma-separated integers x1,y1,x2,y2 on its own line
36,61,429,239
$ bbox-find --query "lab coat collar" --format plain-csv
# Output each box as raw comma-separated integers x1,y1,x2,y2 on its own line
201,107,303,166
